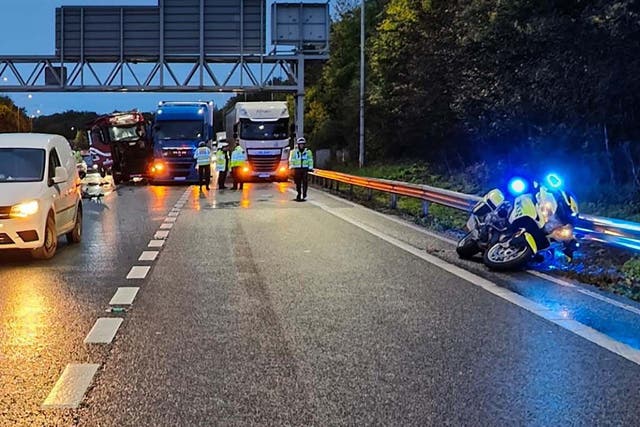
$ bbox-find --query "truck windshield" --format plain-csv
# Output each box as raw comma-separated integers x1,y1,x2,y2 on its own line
0,148,45,182
154,121,203,140
109,125,144,142
240,119,288,140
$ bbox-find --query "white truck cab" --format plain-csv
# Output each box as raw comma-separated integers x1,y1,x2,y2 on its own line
0,133,83,259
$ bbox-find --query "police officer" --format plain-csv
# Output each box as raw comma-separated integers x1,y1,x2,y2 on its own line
215,142,230,189
230,141,247,190
193,141,212,191
289,137,314,201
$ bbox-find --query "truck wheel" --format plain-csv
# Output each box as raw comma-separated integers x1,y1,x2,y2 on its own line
66,205,82,244
31,214,57,260
113,173,122,185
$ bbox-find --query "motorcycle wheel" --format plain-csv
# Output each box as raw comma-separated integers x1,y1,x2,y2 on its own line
456,233,480,259
483,239,533,271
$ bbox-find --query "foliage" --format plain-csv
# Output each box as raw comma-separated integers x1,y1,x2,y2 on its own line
32,111,99,141
306,0,640,198
0,96,29,132
622,257,640,282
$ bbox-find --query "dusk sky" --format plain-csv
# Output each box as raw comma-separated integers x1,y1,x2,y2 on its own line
0,0,326,115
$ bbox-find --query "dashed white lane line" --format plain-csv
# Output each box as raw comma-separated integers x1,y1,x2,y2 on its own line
309,198,640,366
148,239,165,248
139,251,159,261
168,211,179,217
84,318,123,344
42,364,100,409
109,287,140,305
317,189,640,317
154,230,170,240
165,217,177,223
126,265,151,279
160,223,174,230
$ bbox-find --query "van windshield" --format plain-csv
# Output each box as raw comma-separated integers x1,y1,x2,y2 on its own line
0,148,45,182
240,119,288,140
154,121,203,140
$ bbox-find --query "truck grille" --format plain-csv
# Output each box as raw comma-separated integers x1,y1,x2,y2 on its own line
248,155,280,173
0,206,10,220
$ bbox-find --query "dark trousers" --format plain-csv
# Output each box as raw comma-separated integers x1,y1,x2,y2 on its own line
231,167,243,190
217,170,227,189
294,168,309,199
198,165,211,188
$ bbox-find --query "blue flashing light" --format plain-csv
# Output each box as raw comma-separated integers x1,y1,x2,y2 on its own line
545,173,563,189
508,177,528,196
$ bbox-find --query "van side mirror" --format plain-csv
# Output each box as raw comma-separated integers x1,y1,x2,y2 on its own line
53,166,68,184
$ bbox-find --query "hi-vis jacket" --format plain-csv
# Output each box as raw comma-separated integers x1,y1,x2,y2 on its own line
194,146,212,166
230,146,247,168
289,148,314,169
215,149,228,172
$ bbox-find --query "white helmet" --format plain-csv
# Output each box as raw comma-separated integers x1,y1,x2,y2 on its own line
296,137,306,145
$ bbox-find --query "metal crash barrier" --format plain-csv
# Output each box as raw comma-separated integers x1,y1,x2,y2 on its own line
310,169,640,253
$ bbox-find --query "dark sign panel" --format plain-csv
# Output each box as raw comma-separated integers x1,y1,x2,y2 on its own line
55,0,265,60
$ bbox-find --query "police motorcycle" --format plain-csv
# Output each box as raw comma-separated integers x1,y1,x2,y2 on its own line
457,174,579,271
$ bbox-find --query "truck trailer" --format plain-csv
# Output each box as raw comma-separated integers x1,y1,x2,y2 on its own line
150,101,214,183
225,101,291,182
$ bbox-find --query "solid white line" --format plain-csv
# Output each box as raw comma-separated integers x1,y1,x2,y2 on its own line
164,217,177,223
42,364,100,409
168,212,179,217
148,240,165,248
309,199,640,366
84,318,123,344
138,251,159,261
109,287,140,305
154,230,170,240
126,265,151,279
316,189,640,316
159,223,174,230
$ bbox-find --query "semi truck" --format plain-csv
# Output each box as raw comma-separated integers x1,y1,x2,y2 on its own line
87,111,152,184
149,101,215,183
225,101,291,182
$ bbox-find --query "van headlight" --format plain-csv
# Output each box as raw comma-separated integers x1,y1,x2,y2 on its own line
10,200,39,218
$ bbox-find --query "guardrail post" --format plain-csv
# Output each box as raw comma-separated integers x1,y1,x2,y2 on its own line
349,184,354,198
390,194,398,209
367,189,373,201
421,200,430,217
336,181,340,192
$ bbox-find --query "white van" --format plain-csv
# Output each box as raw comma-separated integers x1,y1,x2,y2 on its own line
0,133,83,259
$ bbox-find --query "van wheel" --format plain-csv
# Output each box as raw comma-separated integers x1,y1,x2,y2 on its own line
66,206,82,244
32,214,57,260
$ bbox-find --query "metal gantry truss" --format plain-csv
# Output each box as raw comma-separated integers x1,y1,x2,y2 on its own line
0,54,327,93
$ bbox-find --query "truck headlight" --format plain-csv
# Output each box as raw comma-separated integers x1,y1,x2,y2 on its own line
10,200,39,218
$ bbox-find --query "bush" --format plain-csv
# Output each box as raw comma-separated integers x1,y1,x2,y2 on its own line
622,258,640,282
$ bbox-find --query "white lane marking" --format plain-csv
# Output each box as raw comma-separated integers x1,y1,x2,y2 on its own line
154,230,170,240
159,223,174,230
165,217,177,223
109,287,140,305
309,199,640,366
127,265,151,279
148,240,165,248
42,364,100,409
139,251,159,261
84,318,123,344
168,212,179,217
316,189,640,316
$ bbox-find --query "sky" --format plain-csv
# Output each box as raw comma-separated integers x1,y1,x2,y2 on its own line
0,0,331,115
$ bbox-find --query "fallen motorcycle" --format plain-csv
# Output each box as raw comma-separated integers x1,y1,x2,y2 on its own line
457,174,579,271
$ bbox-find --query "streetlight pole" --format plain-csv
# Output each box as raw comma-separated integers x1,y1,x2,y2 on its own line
358,0,365,168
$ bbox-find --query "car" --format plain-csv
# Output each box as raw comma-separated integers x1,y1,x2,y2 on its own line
0,133,83,259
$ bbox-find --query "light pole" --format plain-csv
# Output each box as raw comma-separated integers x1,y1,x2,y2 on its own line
358,0,365,168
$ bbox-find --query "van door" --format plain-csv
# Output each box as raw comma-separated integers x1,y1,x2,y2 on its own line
48,147,74,232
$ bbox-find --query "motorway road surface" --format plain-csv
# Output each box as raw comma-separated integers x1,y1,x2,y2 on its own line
2,181,640,426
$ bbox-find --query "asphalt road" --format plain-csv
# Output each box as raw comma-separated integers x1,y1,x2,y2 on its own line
2,181,640,426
